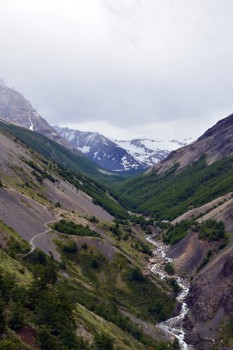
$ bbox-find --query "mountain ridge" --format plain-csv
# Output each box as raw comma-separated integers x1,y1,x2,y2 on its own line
154,113,233,175
0,81,191,174
54,125,191,173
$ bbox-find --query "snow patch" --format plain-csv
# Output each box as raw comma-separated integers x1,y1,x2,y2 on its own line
77,145,90,154
28,116,34,131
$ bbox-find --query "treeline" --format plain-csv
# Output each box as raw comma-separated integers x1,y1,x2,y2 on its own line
163,219,227,245
52,219,99,237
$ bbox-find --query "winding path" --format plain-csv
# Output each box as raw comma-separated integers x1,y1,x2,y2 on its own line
19,218,59,257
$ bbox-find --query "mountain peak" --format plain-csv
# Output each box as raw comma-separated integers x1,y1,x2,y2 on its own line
198,113,233,141
154,113,233,174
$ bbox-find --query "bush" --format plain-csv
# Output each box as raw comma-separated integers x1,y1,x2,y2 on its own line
165,263,175,275
129,268,145,282
62,240,77,254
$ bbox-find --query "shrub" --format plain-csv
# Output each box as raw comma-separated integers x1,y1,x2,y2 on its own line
62,240,77,254
165,263,175,275
129,268,145,282
8,303,25,330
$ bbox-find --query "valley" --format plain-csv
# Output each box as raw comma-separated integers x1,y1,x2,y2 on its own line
0,85,233,349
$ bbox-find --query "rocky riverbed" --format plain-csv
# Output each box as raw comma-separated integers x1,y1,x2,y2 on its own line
147,237,194,350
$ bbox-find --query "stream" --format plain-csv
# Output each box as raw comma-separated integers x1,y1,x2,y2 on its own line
147,237,194,350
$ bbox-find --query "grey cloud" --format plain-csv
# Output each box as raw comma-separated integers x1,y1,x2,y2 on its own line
0,0,233,139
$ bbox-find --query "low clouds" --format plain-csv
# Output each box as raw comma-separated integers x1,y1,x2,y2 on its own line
0,0,233,139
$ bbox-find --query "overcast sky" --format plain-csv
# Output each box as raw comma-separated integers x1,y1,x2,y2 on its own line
1,0,233,140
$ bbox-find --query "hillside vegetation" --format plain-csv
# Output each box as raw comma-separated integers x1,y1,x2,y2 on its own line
115,155,233,220
0,126,178,349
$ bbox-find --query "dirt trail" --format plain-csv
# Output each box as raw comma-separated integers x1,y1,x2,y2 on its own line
26,218,59,255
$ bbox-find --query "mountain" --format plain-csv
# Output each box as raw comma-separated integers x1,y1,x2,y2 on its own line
154,113,233,175
114,138,190,166
0,81,190,174
0,119,129,216
54,125,190,173
54,126,143,172
0,120,177,350
0,80,71,148
115,113,233,349
116,113,233,220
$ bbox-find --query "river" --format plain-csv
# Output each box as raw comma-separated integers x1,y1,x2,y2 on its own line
147,237,194,350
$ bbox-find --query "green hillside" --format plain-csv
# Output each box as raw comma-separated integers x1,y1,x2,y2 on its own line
0,121,128,219
115,155,233,220
0,120,131,184
0,120,105,177
0,221,177,350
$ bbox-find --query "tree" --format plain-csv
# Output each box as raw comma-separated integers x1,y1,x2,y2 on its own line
129,268,145,282
8,303,25,330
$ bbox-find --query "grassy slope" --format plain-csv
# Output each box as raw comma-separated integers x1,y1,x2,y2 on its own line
115,155,233,220
0,120,129,184
0,123,128,219
0,212,176,350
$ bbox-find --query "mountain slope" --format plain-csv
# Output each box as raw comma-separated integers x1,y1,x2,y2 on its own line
0,120,129,218
0,80,72,148
0,122,177,350
116,114,233,220
54,126,143,172
0,81,190,174
154,113,233,174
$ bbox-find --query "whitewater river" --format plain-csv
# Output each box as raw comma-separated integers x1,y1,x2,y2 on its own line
147,237,194,350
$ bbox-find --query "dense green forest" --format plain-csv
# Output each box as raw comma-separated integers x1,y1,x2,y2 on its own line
114,155,233,220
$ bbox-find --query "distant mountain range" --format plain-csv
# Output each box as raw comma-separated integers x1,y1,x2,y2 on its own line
54,125,192,172
0,80,191,173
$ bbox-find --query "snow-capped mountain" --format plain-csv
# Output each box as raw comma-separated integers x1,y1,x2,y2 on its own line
54,126,192,173
114,139,189,167
0,81,191,173
54,126,143,172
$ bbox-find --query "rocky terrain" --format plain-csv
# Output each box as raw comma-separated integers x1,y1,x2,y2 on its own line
0,81,70,147
185,246,233,349
153,113,233,174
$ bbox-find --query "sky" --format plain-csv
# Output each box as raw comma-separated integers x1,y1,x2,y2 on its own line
1,0,233,140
